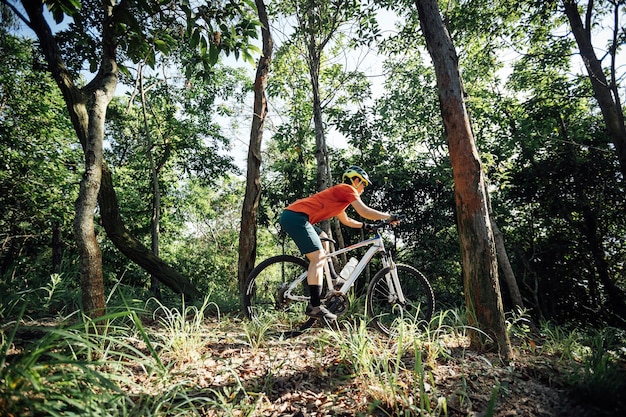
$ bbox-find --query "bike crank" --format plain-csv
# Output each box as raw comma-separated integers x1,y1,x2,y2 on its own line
324,292,350,316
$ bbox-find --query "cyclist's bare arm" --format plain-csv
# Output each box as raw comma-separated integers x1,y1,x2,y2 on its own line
350,198,392,222
336,210,362,228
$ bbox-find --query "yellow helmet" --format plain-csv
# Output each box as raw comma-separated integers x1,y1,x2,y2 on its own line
342,165,371,187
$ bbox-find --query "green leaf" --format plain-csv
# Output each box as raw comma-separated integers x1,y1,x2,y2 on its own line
190,28,200,48
45,0,82,17
145,49,156,68
51,8,64,24
153,39,169,54
117,63,131,78
199,36,208,56
208,45,219,65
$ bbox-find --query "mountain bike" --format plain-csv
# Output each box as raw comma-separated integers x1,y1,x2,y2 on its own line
242,220,435,338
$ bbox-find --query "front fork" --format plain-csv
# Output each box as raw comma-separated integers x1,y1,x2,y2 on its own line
382,254,406,304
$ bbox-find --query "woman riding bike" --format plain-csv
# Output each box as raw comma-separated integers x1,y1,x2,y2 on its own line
278,166,399,320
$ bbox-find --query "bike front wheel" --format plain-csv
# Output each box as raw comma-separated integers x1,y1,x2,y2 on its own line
242,255,315,336
367,263,435,337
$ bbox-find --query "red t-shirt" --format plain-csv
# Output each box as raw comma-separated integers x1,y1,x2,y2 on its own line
286,184,359,225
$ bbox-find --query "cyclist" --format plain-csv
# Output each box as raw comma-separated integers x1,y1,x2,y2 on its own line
279,166,399,320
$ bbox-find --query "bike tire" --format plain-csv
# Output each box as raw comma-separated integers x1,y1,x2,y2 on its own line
367,263,435,337
242,255,316,337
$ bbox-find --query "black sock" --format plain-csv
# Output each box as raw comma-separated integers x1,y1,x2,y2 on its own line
308,284,322,307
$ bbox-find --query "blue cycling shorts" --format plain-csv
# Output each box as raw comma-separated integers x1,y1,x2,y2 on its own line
279,209,323,255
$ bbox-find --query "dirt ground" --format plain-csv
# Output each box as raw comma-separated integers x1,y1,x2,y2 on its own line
7,317,625,416
148,318,625,417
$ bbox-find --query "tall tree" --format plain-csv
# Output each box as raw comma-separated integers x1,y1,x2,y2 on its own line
297,0,340,195
274,0,377,236
440,0,526,310
2,0,260,315
20,0,117,317
415,0,512,357
238,0,273,294
563,0,626,180
137,63,162,298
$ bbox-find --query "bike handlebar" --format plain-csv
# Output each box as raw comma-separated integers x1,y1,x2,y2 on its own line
364,215,406,233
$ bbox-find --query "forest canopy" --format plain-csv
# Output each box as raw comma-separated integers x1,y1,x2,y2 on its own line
0,0,624,329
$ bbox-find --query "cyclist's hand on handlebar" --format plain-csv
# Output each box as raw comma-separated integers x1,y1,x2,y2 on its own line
388,213,402,225
362,222,375,233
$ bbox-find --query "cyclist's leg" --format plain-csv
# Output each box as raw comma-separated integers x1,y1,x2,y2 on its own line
305,248,324,288
304,250,336,320
279,210,336,320
315,226,330,253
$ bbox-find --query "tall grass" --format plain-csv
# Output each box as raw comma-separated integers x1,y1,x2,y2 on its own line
506,319,626,411
0,293,228,416
3,271,625,417
149,296,217,365
320,312,456,416
241,314,275,350
0,270,80,320
552,326,626,407
1,307,150,416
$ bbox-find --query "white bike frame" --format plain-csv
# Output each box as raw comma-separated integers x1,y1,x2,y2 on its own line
282,230,407,304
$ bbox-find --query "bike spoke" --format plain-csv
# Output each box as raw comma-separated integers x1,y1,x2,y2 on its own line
367,264,435,337
243,255,315,336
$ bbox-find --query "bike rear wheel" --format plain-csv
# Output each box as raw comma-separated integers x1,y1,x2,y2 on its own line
242,255,315,337
367,263,435,337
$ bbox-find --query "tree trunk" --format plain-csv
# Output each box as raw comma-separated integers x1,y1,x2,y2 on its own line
492,219,524,310
139,64,161,299
23,1,202,303
23,0,112,318
563,0,626,179
580,205,626,323
306,7,332,234
238,0,273,294
74,94,106,318
415,0,511,358
486,194,524,310
52,222,63,273
99,164,202,299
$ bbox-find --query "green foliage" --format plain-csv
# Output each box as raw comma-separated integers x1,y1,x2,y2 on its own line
567,328,626,406
537,322,626,409
0,298,250,416
184,0,262,68
0,32,80,290
0,308,150,416
155,176,243,310
498,62,626,323
45,0,81,24
102,50,250,295
47,0,261,78
106,62,247,185
241,313,275,350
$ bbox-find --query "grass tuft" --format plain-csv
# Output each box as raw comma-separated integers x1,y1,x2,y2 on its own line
150,296,216,365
